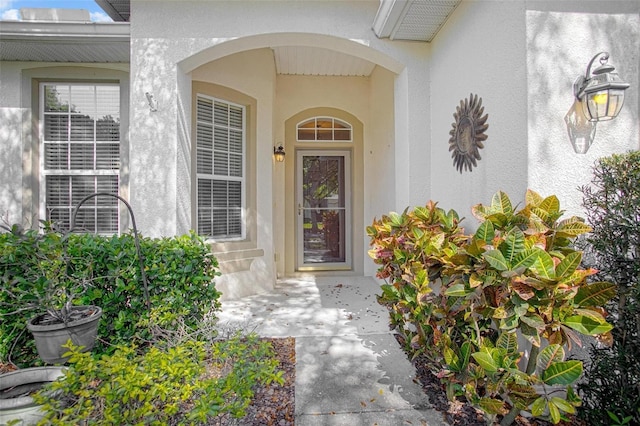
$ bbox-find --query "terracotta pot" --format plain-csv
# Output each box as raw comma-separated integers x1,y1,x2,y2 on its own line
26,306,102,364
0,366,65,425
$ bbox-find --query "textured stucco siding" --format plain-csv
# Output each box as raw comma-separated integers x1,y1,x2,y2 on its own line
525,4,640,219
428,0,639,231
429,0,529,231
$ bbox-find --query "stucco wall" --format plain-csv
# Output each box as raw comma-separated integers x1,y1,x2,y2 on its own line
526,2,640,218
364,66,397,276
0,62,25,224
429,0,528,231
429,0,639,231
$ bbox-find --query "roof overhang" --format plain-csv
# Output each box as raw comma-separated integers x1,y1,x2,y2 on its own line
0,0,457,65
373,0,460,42
0,20,130,62
94,0,459,43
95,0,130,22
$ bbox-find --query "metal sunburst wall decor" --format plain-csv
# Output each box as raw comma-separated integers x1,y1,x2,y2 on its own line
448,93,488,173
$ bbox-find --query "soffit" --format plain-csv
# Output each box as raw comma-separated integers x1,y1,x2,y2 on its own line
97,0,460,42
273,46,375,77
95,0,461,42
373,0,461,42
0,21,130,62
1,0,456,70
95,0,130,22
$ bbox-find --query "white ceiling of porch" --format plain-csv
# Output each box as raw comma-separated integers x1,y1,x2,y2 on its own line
272,46,376,77
269,0,462,77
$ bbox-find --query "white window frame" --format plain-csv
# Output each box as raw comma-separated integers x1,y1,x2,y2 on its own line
195,94,246,240
296,116,353,142
38,82,121,234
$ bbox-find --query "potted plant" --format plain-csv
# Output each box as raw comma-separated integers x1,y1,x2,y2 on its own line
26,304,102,365
0,365,66,425
0,224,102,365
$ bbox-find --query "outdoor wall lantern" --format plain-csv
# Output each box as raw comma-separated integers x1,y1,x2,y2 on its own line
573,51,629,122
273,144,286,162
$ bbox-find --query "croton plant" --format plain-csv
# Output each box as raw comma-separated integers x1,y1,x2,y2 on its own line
367,190,615,425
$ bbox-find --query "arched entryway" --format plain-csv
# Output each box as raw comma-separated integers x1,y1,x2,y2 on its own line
179,32,402,294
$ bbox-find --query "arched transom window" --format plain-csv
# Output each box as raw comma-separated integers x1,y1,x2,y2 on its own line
297,117,352,142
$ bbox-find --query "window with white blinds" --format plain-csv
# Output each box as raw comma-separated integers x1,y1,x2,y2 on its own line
196,95,245,239
41,83,120,233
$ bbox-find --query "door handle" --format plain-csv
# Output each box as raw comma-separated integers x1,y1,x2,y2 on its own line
298,204,302,216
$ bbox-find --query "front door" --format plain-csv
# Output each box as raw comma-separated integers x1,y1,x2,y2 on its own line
296,150,351,270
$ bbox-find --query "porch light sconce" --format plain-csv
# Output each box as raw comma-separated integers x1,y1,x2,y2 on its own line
145,92,158,112
273,144,286,162
573,51,629,122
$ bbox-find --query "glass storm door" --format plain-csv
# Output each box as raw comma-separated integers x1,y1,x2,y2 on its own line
296,151,351,270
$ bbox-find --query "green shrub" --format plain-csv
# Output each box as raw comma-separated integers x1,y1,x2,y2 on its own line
34,335,284,425
0,225,52,365
368,191,615,425
0,228,221,366
578,151,640,425
71,231,222,353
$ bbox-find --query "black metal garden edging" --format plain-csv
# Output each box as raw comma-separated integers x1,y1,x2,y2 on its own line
70,193,151,309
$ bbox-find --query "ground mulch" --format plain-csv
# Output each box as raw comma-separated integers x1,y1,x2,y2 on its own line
0,362,17,374
211,337,296,426
235,337,296,426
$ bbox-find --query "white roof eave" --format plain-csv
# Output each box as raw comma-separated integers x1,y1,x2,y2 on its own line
372,0,408,39
1,19,130,41
0,20,130,62
372,0,460,43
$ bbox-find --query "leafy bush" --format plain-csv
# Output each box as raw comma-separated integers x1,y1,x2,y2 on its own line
0,225,92,325
367,190,615,425
72,231,222,352
0,228,221,367
0,225,53,365
34,335,284,425
578,151,640,425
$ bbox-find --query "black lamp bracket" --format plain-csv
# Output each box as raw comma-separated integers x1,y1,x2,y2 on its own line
574,51,612,99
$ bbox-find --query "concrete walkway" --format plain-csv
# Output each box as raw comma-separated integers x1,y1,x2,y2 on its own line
217,276,448,426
